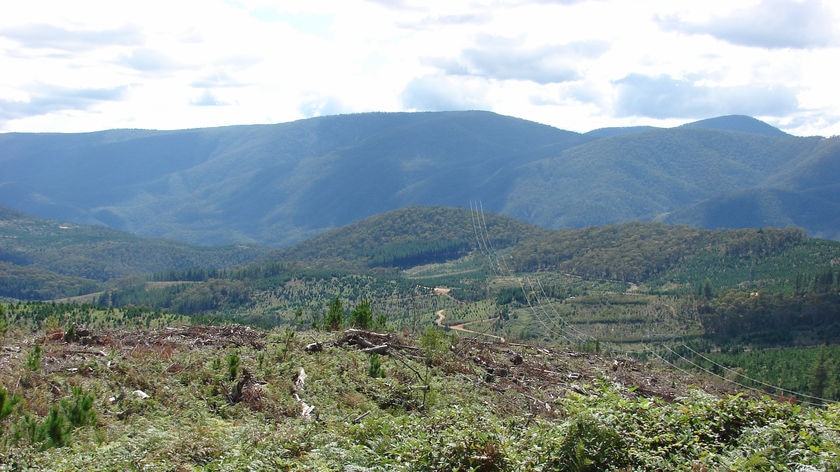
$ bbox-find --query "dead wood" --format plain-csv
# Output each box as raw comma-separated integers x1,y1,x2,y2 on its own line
361,344,389,355
335,328,421,357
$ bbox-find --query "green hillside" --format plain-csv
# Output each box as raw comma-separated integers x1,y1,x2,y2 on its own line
505,127,827,228
4,206,840,401
274,206,547,269
507,222,810,287
0,207,270,299
74,207,840,353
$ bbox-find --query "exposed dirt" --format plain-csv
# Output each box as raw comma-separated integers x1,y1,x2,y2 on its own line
0,324,265,381
433,286,506,342
1,323,743,420
450,337,740,413
325,327,742,414
436,309,506,343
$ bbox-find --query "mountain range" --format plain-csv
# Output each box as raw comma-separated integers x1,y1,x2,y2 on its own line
1,111,838,246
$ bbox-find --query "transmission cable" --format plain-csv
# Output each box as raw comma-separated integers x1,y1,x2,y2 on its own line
677,342,833,405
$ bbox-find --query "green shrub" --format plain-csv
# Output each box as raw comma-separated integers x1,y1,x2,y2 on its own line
368,353,385,378
419,327,449,364
227,352,240,381
26,343,41,371
62,386,96,429
349,300,373,329
63,323,77,343
548,415,629,471
325,297,344,331
41,406,67,449
0,386,19,422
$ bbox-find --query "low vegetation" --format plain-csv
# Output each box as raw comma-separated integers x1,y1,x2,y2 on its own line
1,308,838,470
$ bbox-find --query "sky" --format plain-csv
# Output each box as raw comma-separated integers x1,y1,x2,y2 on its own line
1,0,839,136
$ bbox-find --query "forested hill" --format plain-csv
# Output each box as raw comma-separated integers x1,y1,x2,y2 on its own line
679,115,791,136
2,111,838,246
272,209,834,294
0,207,270,299
507,222,811,284
3,205,840,302
274,206,547,269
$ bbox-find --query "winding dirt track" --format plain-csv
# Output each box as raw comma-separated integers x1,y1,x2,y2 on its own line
434,287,505,343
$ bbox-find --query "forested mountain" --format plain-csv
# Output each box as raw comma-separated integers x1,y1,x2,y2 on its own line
679,114,791,136
0,207,269,299
1,111,838,246
504,127,838,237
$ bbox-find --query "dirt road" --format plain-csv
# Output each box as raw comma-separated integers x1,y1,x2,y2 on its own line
435,309,506,343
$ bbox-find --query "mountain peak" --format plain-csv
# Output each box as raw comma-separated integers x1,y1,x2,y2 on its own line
680,115,788,137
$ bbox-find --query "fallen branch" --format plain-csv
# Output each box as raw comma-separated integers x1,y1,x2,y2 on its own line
352,411,371,424
361,344,389,355
294,367,307,390
336,329,423,357
336,329,392,349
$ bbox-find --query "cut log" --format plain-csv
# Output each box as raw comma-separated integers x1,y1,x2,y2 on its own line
361,344,389,355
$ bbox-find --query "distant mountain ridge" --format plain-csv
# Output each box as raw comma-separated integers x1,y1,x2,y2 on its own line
680,115,790,136
1,111,838,245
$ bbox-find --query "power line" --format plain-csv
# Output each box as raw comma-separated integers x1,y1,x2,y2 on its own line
470,201,554,339
655,344,826,407
677,342,833,405
469,201,583,345
531,275,591,343
470,201,830,406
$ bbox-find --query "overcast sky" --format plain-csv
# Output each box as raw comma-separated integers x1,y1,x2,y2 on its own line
1,0,839,136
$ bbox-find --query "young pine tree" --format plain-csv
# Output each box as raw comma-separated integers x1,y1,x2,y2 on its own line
349,300,373,330
324,298,344,331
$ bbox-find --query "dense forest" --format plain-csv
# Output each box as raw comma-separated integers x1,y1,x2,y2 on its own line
508,223,807,281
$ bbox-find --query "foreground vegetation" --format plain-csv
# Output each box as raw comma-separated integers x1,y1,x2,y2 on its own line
1,308,838,470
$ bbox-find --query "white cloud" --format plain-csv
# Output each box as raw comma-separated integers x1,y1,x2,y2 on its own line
0,23,144,52
191,90,228,107
659,0,839,49
614,74,799,118
401,74,491,111
0,84,127,120
0,0,838,136
426,36,607,84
